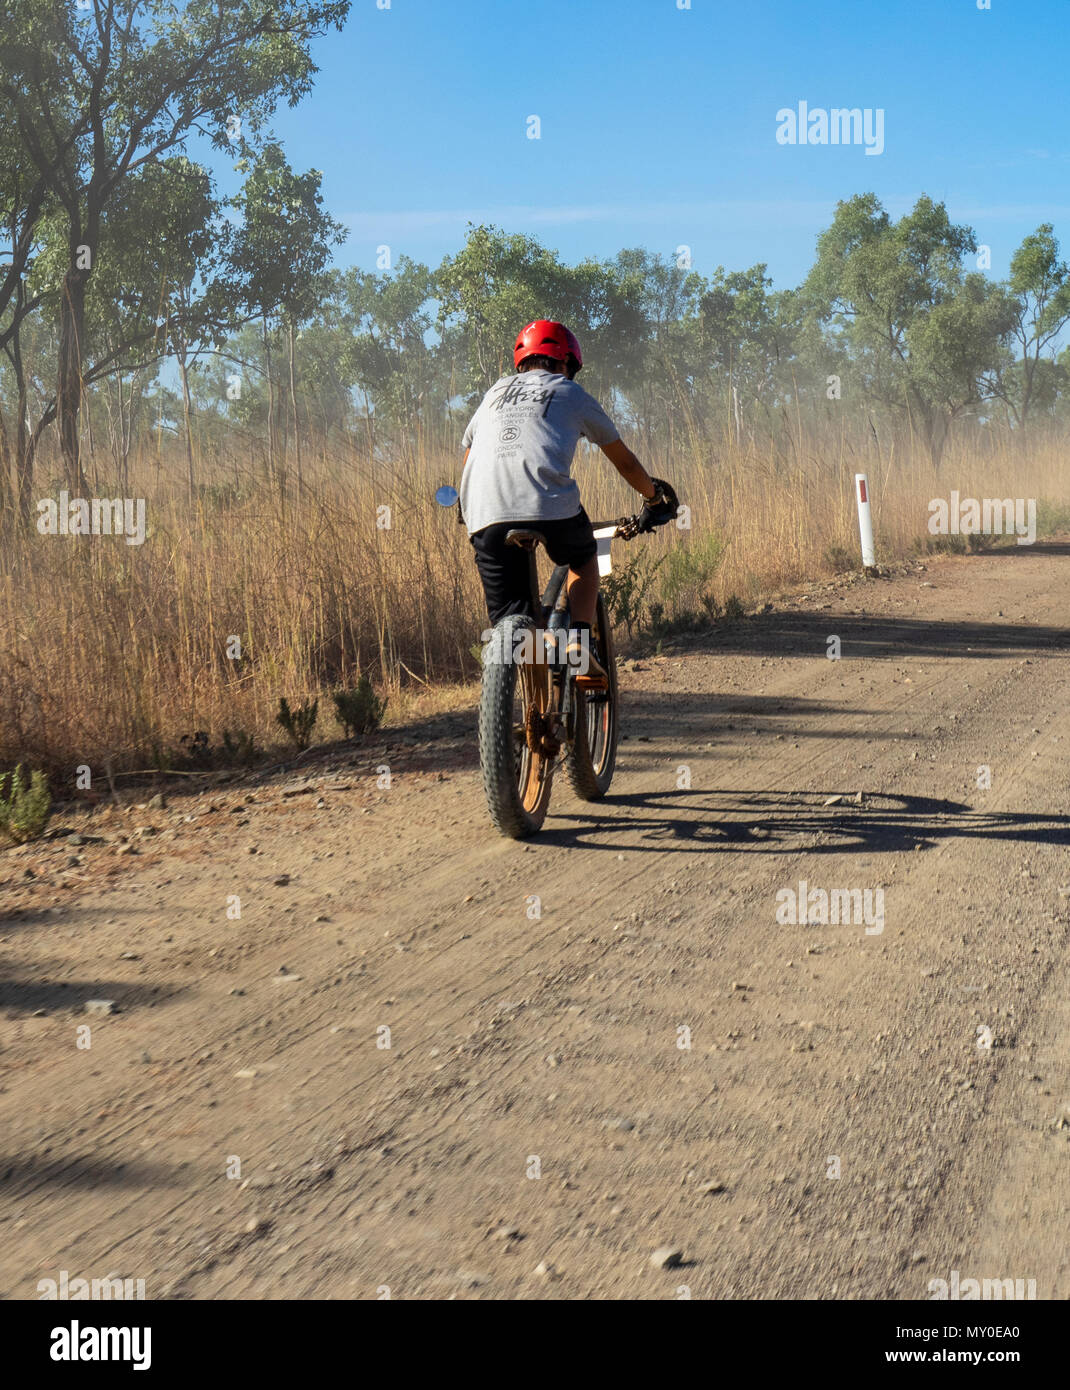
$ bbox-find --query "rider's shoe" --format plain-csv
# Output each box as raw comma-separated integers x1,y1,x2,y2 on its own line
568,624,608,688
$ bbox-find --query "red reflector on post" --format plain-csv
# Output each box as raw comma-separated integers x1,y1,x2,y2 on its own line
858,478,867,503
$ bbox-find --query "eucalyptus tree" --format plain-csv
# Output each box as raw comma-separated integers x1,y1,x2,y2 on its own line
998,225,1070,429
436,224,646,433
0,0,350,490
228,144,346,492
805,194,1017,466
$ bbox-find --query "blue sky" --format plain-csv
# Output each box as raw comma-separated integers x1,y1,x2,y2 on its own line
230,0,1069,290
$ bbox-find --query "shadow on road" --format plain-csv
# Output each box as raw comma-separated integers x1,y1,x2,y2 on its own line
538,788,1070,855
976,540,1070,559
0,975,187,1016
0,904,142,933
672,611,1070,661
0,1152,185,1194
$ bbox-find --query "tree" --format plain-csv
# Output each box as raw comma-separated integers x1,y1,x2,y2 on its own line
229,144,346,493
699,264,797,438
338,258,438,459
805,194,1017,466
606,249,704,452
998,224,1070,428
0,0,350,490
437,225,567,397
85,156,221,495
0,116,56,524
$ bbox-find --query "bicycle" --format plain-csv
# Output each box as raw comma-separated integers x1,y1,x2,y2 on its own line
478,508,657,839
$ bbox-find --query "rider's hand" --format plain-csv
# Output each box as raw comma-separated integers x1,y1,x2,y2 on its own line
637,477,679,531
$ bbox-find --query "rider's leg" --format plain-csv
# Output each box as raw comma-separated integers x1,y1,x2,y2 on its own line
543,512,607,683
470,523,537,625
565,557,598,626
565,560,607,684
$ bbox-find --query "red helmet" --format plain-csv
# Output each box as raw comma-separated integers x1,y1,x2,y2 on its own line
513,319,583,371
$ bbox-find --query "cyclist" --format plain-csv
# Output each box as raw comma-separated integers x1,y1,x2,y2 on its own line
459,319,677,684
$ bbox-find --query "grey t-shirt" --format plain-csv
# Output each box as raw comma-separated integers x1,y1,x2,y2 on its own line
459,370,620,535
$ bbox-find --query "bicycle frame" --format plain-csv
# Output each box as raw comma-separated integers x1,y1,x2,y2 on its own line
515,526,621,740
520,548,575,728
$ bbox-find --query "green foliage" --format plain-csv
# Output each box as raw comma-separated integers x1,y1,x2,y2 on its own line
222,729,260,765
823,544,861,574
276,696,319,750
600,549,666,636
911,533,970,556
0,0,352,471
1033,500,1070,538
1002,225,1070,425
723,594,746,619
230,143,347,326
805,194,1019,465
332,677,387,738
0,764,51,843
159,729,260,770
437,223,633,404
660,532,725,615
3,9,1069,497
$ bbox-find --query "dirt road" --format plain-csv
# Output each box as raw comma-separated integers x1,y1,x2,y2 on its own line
3,545,1069,1300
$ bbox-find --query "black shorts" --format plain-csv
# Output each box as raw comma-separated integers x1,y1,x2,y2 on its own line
470,508,598,625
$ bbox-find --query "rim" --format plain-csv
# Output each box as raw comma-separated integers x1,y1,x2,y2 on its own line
584,691,613,773
581,614,615,774
513,661,550,811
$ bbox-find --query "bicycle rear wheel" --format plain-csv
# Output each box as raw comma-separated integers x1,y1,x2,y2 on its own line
565,592,619,800
479,615,556,838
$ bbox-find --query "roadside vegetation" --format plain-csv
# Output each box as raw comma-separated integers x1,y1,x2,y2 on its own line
3,7,1070,781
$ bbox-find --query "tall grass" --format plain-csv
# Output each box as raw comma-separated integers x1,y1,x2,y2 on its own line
2,420,1068,776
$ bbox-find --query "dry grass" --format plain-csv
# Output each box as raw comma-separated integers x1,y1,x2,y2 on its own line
3,421,1068,777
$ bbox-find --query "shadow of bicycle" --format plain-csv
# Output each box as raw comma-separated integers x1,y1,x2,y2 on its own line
538,787,1070,855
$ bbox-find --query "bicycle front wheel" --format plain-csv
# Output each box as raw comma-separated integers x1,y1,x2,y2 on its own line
478,615,556,838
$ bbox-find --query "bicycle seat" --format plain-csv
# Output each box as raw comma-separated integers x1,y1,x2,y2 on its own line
505,528,546,550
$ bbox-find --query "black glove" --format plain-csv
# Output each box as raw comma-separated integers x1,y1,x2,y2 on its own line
637,477,679,532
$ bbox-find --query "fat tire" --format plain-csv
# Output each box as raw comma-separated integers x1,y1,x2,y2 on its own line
478,615,553,838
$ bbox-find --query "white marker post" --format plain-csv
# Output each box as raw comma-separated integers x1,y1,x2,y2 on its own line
855,473,876,571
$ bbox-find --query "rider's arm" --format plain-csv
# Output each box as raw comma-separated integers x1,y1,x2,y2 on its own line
598,438,657,500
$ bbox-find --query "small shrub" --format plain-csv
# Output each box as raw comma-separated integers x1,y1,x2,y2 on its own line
601,550,666,636
176,730,213,767
1034,499,1070,539
0,764,51,843
332,676,387,738
276,696,319,751
912,533,968,557
823,544,860,574
149,741,173,774
661,532,725,615
197,482,249,510
222,729,260,765
723,594,746,619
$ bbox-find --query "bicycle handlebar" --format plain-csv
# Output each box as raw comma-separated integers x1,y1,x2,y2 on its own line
591,512,651,540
